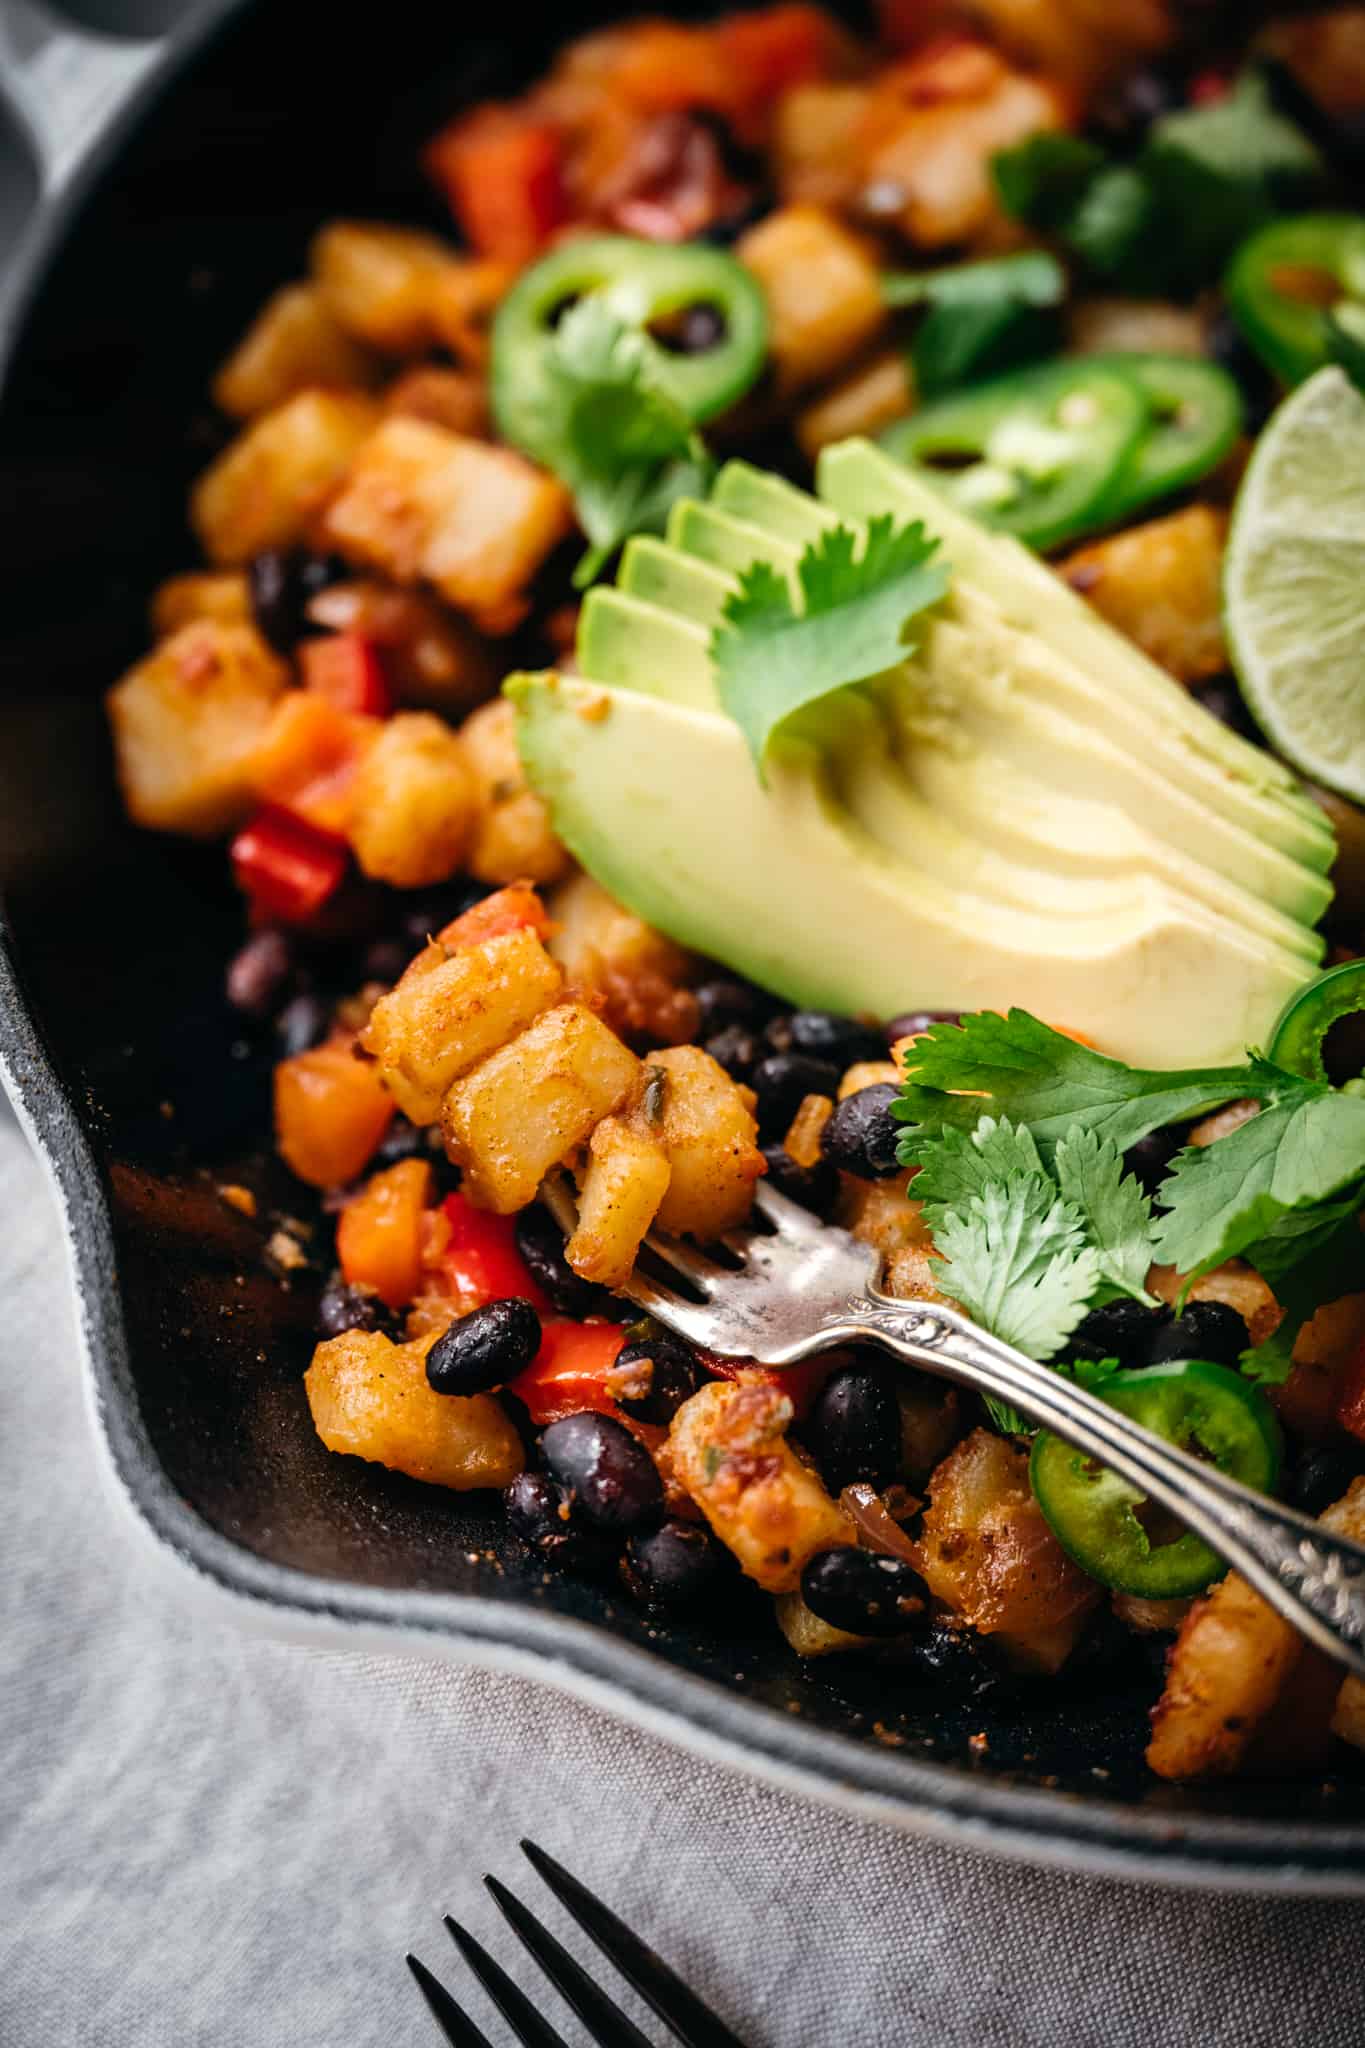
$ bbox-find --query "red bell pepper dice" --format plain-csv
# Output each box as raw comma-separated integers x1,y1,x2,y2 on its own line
427,107,568,267
509,1318,630,1425
705,1350,834,1418
230,805,349,924
300,632,392,718
439,1191,552,1313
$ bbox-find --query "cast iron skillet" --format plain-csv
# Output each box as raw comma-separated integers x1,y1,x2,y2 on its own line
3,0,1364,1893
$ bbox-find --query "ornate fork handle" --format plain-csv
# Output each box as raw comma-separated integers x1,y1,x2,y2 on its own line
835,1291,1365,1679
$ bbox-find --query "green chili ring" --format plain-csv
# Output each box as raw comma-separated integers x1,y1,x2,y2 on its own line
1267,958,1365,1086
1226,213,1365,388
1085,352,1243,519
491,234,770,452
1030,1359,1282,1598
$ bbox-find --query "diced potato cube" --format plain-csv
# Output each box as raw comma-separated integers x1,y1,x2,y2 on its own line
150,570,251,638
647,1044,765,1240
384,366,491,439
361,925,564,1125
774,83,874,209
306,579,494,715
192,389,379,565
775,1590,872,1657
107,620,289,835
461,696,570,884
321,417,572,633
1060,505,1228,684
1067,297,1206,359
306,1327,524,1489
212,282,379,419
798,350,915,458
669,1376,852,1592
738,205,886,392
545,868,696,1039
441,1002,641,1212
783,1092,833,1169
347,710,476,887
311,221,474,355
971,0,1171,97
566,1113,672,1288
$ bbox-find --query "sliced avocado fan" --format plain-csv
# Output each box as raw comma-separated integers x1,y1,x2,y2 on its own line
507,442,1332,1069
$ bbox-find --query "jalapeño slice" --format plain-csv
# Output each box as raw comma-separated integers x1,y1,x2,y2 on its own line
1226,213,1365,388
1086,352,1243,518
491,234,769,451
1030,1359,1281,1598
1267,958,1365,1087
879,359,1149,552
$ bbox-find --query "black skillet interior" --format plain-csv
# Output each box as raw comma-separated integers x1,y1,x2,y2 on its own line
2,0,1364,1873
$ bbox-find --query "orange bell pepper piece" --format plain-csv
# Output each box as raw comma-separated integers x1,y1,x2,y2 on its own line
337,1157,433,1308
274,1037,395,1188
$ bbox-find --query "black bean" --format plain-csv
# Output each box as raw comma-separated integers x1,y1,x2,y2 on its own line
612,1329,704,1425
803,1362,901,1494
677,303,727,354
800,1547,926,1637
316,1278,400,1341
625,1519,729,1609
1123,1125,1186,1197
1067,1298,1171,1369
884,1010,960,1047
515,1203,613,1317
704,1025,761,1080
504,1471,617,1572
373,1114,430,1166
247,548,346,653
1143,1300,1250,1369
820,1084,903,1180
751,1052,841,1136
1289,1446,1363,1518
426,1299,542,1396
765,1009,886,1067
694,978,773,1035
541,1412,664,1531
900,1617,1007,1700
226,927,294,1019
761,1143,837,1215
276,991,330,1057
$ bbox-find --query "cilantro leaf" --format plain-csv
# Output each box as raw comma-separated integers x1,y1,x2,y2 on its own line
1053,1126,1156,1305
893,1009,1268,1160
931,1176,1100,1363
525,298,714,589
904,1113,1047,1211
711,515,949,776
1239,1203,1365,1385
883,252,1065,397
991,134,1107,233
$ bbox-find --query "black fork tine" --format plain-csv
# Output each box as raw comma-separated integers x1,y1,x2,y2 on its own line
444,1916,574,2048
485,1875,656,2048
520,1841,748,2048
407,1953,497,2048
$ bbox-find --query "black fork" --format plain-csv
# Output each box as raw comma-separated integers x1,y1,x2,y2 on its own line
407,1839,747,2047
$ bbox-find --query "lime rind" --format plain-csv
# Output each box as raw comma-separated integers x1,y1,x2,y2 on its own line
1225,366,1365,805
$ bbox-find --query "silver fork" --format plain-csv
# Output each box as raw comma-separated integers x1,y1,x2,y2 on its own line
543,1177,1365,1677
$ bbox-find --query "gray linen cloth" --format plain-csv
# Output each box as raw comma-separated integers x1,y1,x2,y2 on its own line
3,1107,1365,2048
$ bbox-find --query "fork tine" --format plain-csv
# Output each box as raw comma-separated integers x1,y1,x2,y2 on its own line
520,1841,749,2048
752,1180,822,1237
444,1917,574,2048
485,1876,655,2048
640,1230,725,1291
407,1953,497,2048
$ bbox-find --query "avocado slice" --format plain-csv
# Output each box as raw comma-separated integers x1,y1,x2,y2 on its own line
509,670,1314,1068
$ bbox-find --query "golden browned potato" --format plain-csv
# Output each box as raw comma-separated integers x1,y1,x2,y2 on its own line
107,620,290,836
460,696,571,885
383,365,491,440
361,925,564,1124
305,1327,523,1489
212,282,379,419
1148,1479,1365,1780
773,82,873,210
738,206,887,393
311,221,476,355
322,418,573,633
441,1001,641,1212
1262,7,1365,117
797,351,915,459
972,0,1171,98
1113,1591,1191,1634
895,1377,962,1486
1066,297,1206,359
191,389,379,565
545,868,697,1040
150,570,251,638
913,1429,1102,1673
566,1111,672,1288
347,710,476,887
1060,506,1229,683
306,579,494,716
669,1376,853,1593
775,1590,873,1658
647,1044,765,1240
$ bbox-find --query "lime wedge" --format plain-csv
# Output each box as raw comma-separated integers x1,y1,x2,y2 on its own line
1225,365,1365,804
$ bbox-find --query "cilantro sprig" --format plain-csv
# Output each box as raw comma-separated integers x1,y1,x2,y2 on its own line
894,1008,1365,1389
710,516,949,777
993,69,1322,298
522,298,714,589
882,250,1065,398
